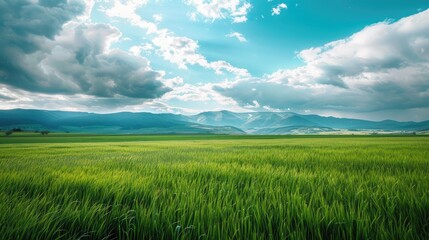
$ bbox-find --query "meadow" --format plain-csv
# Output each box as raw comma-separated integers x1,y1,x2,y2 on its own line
0,135,428,239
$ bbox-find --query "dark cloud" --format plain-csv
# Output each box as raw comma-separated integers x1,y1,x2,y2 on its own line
0,0,170,99
0,0,84,50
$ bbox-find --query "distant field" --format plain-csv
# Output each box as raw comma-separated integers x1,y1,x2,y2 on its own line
0,132,424,144
1,135,428,239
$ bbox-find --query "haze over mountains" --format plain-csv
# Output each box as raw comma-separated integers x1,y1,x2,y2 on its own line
1,109,428,135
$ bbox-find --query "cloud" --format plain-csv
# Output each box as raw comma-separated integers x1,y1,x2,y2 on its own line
161,82,248,113
0,86,16,100
162,77,184,88
0,0,170,99
185,0,251,23
208,61,250,77
272,3,287,16
233,16,248,23
151,32,250,76
152,33,206,69
104,0,149,18
152,32,250,76
153,14,163,22
103,0,157,34
104,0,250,78
0,82,249,115
215,10,429,120
127,100,199,114
0,84,148,112
226,32,247,42
129,43,154,56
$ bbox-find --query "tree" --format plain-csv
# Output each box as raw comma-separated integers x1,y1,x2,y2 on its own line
40,130,50,135
5,130,13,136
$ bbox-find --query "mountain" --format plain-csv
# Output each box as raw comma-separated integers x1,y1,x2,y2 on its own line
0,109,428,134
188,111,429,134
0,109,244,134
189,111,320,130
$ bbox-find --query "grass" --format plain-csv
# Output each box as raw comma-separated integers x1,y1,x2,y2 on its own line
0,135,428,239
0,132,422,144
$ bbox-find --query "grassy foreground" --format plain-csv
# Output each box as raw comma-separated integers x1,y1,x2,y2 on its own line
0,135,428,239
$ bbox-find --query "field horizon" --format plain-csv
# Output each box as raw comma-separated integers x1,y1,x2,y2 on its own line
1,109,429,136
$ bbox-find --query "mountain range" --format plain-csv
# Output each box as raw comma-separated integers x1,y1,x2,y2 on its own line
0,109,428,134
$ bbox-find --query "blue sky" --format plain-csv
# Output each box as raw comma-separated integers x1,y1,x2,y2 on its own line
1,0,429,121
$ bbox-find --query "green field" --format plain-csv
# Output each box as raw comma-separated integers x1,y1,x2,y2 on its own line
1,135,428,239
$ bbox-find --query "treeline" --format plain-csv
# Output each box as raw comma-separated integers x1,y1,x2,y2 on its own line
2,128,50,136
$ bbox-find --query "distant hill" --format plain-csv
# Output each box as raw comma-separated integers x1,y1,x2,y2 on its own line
0,109,244,134
0,109,428,134
188,111,429,134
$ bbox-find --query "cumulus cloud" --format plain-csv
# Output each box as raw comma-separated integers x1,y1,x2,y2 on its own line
185,0,251,23
0,0,170,99
226,32,247,42
272,3,287,16
215,9,429,119
152,34,205,69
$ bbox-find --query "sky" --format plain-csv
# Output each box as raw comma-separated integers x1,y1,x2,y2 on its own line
1,0,429,121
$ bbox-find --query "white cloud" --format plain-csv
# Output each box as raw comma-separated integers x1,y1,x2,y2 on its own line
185,0,251,23
78,0,95,21
274,9,429,88
104,0,148,18
244,100,259,108
216,9,429,120
103,0,158,34
129,45,143,56
153,14,163,22
226,32,247,42
188,12,198,21
128,100,199,114
161,82,248,113
103,0,250,78
129,43,154,56
142,43,154,51
162,77,184,88
272,3,287,16
152,33,205,69
233,16,248,23
209,61,250,77
151,32,250,77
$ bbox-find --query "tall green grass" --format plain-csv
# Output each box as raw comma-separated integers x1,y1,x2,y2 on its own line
0,136,428,239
